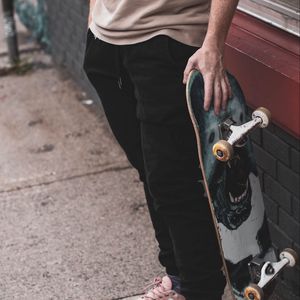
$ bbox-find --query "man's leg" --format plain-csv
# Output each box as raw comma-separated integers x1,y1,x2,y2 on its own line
122,35,226,299
83,32,179,277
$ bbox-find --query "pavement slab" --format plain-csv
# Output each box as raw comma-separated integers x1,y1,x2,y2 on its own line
0,169,162,300
0,6,128,192
0,66,128,192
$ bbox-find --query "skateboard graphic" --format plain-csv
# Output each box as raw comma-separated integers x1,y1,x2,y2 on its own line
186,70,298,300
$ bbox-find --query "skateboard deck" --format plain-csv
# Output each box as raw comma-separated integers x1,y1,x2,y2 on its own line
186,70,277,299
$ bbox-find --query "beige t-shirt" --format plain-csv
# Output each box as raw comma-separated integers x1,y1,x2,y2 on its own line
90,0,211,47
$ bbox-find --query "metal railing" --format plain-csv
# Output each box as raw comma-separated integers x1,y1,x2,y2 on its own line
1,0,19,64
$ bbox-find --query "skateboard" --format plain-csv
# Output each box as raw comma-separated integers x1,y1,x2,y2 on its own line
186,70,298,300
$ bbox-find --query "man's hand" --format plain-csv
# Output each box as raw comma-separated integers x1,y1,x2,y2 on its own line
183,0,239,115
183,42,231,115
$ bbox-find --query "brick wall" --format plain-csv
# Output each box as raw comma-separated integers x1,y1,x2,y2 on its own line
45,0,99,102
45,1,300,298
251,124,300,299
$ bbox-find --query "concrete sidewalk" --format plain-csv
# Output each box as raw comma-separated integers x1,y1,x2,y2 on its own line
0,11,162,300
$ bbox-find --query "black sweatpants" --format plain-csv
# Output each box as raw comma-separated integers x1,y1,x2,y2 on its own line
83,30,226,300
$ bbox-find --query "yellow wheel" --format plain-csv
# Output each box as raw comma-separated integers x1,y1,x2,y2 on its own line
212,140,233,162
244,283,264,300
252,107,271,128
280,248,299,267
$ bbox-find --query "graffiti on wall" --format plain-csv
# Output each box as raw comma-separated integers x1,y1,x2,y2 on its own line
14,0,50,49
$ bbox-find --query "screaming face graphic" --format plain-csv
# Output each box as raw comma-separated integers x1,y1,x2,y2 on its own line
211,146,253,230
190,71,259,230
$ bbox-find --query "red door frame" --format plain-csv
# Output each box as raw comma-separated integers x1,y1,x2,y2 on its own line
225,11,299,138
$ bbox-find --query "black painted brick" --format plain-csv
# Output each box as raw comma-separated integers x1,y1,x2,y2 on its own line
282,265,300,296
274,279,300,300
293,242,300,261
291,148,300,174
46,0,99,101
263,193,278,223
268,220,293,250
278,162,300,197
263,129,290,165
82,3,89,16
292,196,300,222
250,127,262,146
72,1,82,14
274,125,300,151
257,166,264,189
264,174,292,213
279,208,300,244
253,143,277,178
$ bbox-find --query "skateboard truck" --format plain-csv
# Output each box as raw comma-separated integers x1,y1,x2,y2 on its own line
212,107,271,162
245,248,299,300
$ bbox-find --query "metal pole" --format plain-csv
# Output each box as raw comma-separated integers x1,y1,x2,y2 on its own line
1,0,19,64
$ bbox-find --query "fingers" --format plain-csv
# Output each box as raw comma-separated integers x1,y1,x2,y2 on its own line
220,72,232,111
213,72,232,114
189,70,229,115
203,74,213,111
220,77,228,110
183,50,232,115
224,74,232,98
213,80,222,115
205,73,231,115
183,59,195,84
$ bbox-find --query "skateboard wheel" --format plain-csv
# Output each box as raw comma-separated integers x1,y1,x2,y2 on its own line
244,283,264,300
279,248,299,267
212,140,233,162
252,107,271,128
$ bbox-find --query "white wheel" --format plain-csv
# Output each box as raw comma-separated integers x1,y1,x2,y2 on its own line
252,107,271,128
280,248,299,267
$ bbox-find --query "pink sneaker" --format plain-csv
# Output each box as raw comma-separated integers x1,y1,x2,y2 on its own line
138,276,186,300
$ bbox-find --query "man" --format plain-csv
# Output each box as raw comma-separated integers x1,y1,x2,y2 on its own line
84,1,239,299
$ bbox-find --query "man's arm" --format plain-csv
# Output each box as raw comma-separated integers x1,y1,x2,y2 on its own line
88,0,96,26
183,0,239,115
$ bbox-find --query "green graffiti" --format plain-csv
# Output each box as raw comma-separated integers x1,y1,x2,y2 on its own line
14,0,50,50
